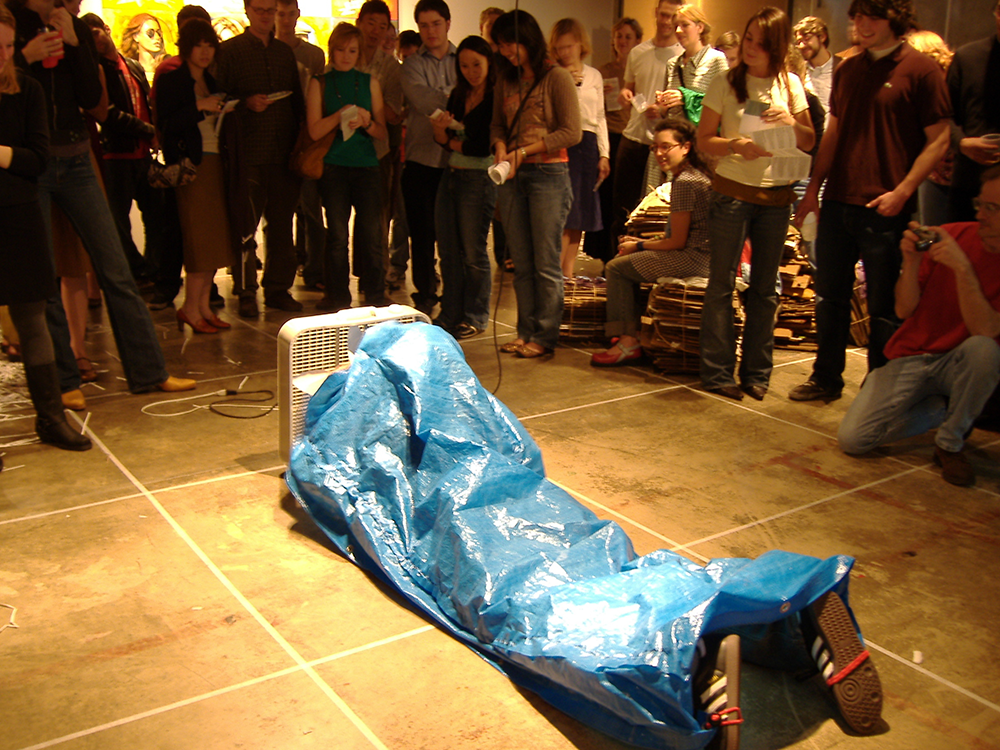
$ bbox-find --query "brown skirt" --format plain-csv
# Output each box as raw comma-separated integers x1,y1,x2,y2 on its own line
176,153,231,273
52,148,101,278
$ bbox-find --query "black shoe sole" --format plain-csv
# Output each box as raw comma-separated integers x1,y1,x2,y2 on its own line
803,592,883,734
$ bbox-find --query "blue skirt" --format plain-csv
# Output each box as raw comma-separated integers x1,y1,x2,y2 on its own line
565,130,603,233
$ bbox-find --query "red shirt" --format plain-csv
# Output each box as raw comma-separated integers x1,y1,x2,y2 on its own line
884,223,1000,359
825,43,951,214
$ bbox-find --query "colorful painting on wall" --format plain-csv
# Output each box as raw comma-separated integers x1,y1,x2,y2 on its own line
99,0,398,81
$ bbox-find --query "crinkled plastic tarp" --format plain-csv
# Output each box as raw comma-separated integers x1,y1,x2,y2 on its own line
286,323,855,750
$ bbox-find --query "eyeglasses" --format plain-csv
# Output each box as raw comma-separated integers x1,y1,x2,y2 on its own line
249,6,277,15
651,142,683,154
974,198,1000,216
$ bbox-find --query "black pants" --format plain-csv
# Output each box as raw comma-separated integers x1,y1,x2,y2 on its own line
609,136,650,251
401,161,443,304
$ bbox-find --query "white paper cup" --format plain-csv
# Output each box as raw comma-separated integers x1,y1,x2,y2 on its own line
488,161,511,185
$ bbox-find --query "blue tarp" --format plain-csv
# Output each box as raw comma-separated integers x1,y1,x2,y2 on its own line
286,323,856,749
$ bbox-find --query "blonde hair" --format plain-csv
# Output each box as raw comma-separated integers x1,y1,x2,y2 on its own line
908,29,953,71
674,4,712,46
714,30,739,51
0,5,19,96
549,18,591,60
327,22,362,57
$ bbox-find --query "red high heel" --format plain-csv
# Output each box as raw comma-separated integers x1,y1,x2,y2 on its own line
204,314,231,330
177,309,218,334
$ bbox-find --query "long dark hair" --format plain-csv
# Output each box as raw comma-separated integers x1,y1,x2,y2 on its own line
491,10,549,83
452,35,495,101
727,6,790,104
654,116,711,178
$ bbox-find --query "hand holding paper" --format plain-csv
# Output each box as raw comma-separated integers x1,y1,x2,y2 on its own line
750,125,811,182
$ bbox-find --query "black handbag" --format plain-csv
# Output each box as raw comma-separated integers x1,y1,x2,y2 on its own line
147,151,197,189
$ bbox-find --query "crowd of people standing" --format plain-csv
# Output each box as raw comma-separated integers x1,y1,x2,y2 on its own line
2,0,999,485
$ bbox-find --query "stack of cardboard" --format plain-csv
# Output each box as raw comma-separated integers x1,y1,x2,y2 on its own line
625,182,671,239
775,226,818,351
560,276,607,341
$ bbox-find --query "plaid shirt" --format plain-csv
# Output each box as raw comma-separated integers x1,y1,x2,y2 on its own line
215,30,304,166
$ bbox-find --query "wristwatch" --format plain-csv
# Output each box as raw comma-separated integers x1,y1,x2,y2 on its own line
637,241,645,252
726,138,739,155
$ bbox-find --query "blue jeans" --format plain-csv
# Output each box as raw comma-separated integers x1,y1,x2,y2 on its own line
838,336,1000,454
318,163,385,307
496,162,572,349
812,200,907,390
700,192,791,389
38,153,169,393
434,167,497,330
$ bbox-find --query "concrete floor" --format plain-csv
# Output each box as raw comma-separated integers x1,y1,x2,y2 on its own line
2,259,999,750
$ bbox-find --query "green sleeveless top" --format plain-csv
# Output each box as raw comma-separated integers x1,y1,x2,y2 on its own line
322,69,378,168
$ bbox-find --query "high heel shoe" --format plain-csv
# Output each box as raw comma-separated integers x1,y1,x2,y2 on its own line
203,313,231,330
177,309,218,334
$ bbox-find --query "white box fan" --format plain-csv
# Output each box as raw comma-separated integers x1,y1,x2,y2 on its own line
277,304,431,462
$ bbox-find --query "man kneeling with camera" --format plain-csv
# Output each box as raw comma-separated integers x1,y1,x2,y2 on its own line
838,165,1000,486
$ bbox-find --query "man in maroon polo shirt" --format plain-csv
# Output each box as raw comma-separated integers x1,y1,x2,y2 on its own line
790,0,951,403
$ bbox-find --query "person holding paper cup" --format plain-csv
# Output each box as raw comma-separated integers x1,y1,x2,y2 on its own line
489,10,581,359
431,34,496,339
695,6,814,402
308,22,387,311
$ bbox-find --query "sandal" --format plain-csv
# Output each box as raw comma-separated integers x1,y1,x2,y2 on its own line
695,634,742,750
76,356,97,383
515,344,554,359
802,592,883,734
499,339,525,353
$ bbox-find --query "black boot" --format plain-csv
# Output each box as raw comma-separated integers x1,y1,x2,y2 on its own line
24,364,93,452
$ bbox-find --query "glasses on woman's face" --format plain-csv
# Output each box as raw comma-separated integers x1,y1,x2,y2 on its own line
974,198,1000,216
651,142,682,154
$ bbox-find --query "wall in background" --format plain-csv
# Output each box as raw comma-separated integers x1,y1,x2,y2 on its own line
791,0,998,54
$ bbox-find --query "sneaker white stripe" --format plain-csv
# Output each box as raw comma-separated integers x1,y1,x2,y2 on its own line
707,693,728,714
701,675,727,705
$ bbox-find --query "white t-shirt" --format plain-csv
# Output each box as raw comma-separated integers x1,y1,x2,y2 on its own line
623,39,684,145
577,64,610,158
703,72,808,188
806,56,834,128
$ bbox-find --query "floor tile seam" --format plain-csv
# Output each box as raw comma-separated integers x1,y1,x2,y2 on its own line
0,464,287,528
72,420,391,750
669,462,928,553
518,385,685,422
0,493,143,527
866,639,1000,715
551,479,710,563
10,625,436,750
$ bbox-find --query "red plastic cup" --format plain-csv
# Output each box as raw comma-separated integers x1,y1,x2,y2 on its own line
42,29,64,69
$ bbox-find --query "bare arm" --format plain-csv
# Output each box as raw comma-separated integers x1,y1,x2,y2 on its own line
794,114,839,224
696,105,771,160
363,77,387,142
306,76,341,140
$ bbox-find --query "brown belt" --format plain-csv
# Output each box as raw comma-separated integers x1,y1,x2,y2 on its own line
712,172,797,208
